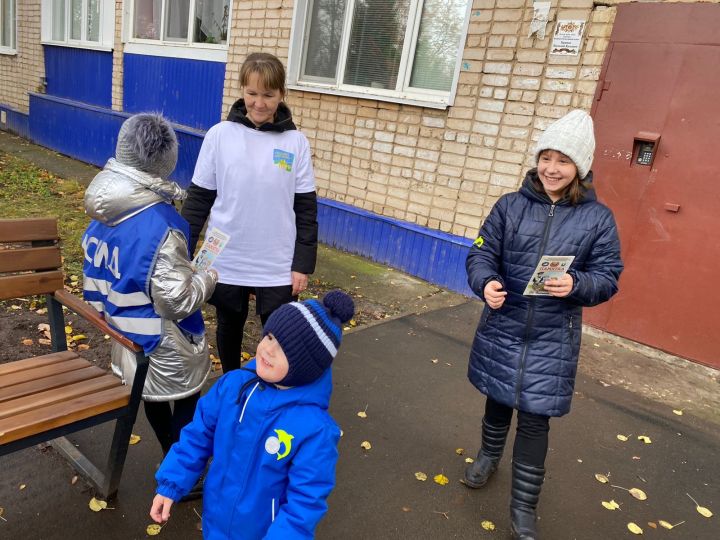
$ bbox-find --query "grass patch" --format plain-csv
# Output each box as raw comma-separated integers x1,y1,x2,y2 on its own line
0,151,89,278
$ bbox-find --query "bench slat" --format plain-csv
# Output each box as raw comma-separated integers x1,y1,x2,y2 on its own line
0,350,78,376
0,218,58,243
0,385,131,445
0,366,107,403
0,357,91,390
0,375,123,420
0,271,65,301
0,246,62,273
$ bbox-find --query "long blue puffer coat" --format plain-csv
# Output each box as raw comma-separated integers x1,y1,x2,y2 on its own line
466,170,623,417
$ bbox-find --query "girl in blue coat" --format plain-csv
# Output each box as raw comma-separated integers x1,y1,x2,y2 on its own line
149,291,354,539
464,110,623,539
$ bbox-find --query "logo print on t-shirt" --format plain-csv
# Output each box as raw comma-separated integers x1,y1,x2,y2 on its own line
273,149,295,172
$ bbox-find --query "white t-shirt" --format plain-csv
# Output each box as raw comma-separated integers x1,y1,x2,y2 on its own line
191,121,315,287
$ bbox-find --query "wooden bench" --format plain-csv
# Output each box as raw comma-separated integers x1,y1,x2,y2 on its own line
0,217,148,500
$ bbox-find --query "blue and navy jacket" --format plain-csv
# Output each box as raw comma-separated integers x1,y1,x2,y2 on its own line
466,170,623,417
156,361,340,540
82,202,204,353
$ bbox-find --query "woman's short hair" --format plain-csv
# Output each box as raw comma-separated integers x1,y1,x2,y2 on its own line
240,52,286,95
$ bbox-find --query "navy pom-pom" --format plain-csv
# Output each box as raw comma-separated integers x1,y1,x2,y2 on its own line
323,289,355,323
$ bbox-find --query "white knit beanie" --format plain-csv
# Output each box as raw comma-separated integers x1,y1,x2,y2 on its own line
534,109,595,179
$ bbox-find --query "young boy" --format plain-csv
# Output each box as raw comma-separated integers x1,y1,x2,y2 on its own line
150,290,355,539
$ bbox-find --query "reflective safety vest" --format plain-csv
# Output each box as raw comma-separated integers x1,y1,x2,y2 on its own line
82,202,204,354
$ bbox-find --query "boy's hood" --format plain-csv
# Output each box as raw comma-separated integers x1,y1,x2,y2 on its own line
243,359,333,411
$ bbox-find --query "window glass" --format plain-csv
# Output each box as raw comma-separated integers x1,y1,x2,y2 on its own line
70,0,82,40
409,0,466,91
134,0,161,40
193,0,229,45
302,0,347,81
343,0,411,90
0,0,13,49
52,0,66,41
164,0,190,41
87,0,100,42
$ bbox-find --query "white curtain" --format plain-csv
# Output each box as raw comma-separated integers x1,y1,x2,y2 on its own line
87,0,99,41
194,0,228,44
52,0,65,41
133,0,161,40
70,0,81,39
165,0,190,41
1,0,14,48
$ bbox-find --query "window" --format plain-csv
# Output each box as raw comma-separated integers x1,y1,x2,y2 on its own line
289,0,472,108
0,0,16,53
126,0,230,61
41,0,114,49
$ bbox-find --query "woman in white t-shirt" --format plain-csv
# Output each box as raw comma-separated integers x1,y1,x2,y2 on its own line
182,52,318,374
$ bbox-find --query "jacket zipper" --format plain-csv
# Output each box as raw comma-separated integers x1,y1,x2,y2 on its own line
515,203,556,408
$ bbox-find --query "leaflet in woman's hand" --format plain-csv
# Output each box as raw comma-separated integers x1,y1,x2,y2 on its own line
193,227,230,271
523,255,575,296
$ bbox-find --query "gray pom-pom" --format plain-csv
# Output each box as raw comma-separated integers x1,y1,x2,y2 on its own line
323,289,355,323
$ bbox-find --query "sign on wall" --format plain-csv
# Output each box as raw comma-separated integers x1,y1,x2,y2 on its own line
550,20,586,55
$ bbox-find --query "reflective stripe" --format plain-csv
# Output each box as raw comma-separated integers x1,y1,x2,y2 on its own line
83,276,152,307
271,498,275,522
239,382,259,423
105,314,161,335
294,303,337,357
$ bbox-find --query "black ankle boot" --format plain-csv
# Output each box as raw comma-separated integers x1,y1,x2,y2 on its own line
464,417,509,489
510,461,545,540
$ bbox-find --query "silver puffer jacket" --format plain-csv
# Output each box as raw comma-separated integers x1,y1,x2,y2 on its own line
84,159,218,401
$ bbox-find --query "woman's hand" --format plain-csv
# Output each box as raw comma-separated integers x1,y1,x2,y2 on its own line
150,494,174,523
291,271,309,296
544,273,573,297
484,280,507,309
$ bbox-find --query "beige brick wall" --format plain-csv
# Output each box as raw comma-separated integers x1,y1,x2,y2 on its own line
111,0,124,111
219,0,626,239
0,0,44,114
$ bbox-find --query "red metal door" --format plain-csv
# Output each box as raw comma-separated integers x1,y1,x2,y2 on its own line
586,4,720,368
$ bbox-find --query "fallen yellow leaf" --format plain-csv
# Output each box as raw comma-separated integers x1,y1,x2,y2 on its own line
38,338,52,346
617,434,629,442
360,441,371,450
349,319,357,327
241,352,251,360
594,473,609,483
637,435,652,444
21,339,33,346
481,520,496,531
465,457,474,464
77,344,90,351
627,522,643,535
72,334,87,342
433,474,449,486
146,523,163,535
602,500,620,510
19,484,26,490
430,359,438,364
696,505,713,518
357,411,367,418
414,472,427,481
88,497,108,512
629,488,647,501
647,522,657,529
455,448,464,455
65,325,73,335
71,475,78,485
129,434,141,445
672,409,683,416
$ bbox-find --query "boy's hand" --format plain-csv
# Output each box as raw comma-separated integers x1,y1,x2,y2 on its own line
150,494,174,523
544,273,573,297
484,280,507,309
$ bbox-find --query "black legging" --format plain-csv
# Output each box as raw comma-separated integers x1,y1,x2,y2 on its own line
144,392,201,455
484,397,550,468
210,283,294,374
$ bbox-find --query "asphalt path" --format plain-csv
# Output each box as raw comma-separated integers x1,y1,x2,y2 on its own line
1,302,717,539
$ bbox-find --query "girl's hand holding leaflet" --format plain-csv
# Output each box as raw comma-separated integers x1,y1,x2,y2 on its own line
484,280,507,309
544,273,573,297
150,494,174,523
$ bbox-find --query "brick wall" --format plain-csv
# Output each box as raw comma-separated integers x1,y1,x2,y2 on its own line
0,0,44,114
111,0,124,111
221,0,621,239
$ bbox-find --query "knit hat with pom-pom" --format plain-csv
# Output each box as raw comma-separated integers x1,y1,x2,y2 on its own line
116,113,178,179
263,290,355,387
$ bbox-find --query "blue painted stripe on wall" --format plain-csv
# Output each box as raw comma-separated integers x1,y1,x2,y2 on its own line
317,198,474,296
43,45,113,108
0,105,30,138
28,94,201,187
124,54,225,131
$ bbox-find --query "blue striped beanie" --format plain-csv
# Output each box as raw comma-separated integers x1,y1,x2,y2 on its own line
263,290,355,387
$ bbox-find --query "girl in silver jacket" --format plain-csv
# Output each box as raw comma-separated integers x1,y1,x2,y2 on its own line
82,113,218,455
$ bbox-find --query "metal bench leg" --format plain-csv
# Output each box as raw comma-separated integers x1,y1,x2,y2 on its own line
99,351,149,500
